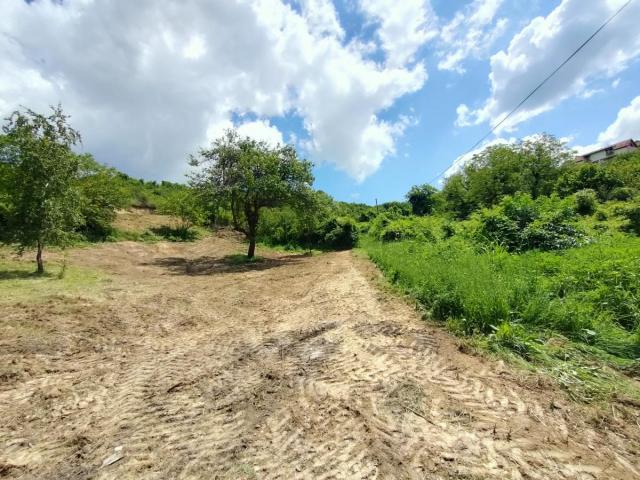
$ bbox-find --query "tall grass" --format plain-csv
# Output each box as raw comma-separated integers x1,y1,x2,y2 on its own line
362,234,640,400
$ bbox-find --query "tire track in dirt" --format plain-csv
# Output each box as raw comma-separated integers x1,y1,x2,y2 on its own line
1,237,639,479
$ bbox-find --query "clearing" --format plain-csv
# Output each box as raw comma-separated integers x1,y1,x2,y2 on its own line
1,232,639,479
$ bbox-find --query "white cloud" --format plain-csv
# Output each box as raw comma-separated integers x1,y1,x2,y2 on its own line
456,0,640,131
575,95,640,154
359,0,437,67
0,0,428,181
437,0,508,73
598,96,640,144
237,120,285,147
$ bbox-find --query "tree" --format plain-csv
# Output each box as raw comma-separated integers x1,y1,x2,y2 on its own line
0,106,83,273
406,184,438,216
441,173,476,219
442,134,571,217
190,130,313,258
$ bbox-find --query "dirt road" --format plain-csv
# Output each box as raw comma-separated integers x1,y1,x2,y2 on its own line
1,235,639,479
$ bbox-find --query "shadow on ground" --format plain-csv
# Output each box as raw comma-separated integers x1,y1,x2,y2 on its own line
0,270,50,280
150,253,309,276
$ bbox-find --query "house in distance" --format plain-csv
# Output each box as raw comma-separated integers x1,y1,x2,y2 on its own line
576,139,639,163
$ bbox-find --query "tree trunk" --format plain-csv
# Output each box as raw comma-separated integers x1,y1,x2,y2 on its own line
247,237,256,258
245,202,259,258
36,240,44,274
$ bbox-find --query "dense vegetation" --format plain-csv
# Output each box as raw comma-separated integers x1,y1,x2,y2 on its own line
360,137,640,401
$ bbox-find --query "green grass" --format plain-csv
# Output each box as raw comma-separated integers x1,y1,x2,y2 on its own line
0,254,105,304
361,232,640,403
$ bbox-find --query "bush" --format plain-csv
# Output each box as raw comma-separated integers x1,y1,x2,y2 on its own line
609,187,635,201
378,217,436,242
595,210,608,221
323,217,358,250
477,194,583,252
622,204,640,235
574,189,597,215
556,163,623,201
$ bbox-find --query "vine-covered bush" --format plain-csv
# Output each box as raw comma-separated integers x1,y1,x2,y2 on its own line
477,194,584,252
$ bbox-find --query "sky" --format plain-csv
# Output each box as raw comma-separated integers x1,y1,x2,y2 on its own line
1,0,639,204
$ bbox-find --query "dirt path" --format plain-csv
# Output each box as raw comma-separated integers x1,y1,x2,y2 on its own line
1,235,639,479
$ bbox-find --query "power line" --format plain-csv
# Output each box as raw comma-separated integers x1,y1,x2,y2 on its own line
429,0,633,185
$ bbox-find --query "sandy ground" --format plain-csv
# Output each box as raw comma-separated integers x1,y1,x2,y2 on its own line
1,233,640,479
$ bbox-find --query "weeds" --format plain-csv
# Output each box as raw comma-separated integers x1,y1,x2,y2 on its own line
362,232,640,402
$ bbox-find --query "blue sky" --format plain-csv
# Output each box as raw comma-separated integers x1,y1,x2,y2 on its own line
2,0,639,204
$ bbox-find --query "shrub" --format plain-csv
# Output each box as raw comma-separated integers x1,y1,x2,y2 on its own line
442,222,456,239
378,217,436,242
622,204,640,235
477,194,583,252
610,187,635,201
574,189,597,215
595,210,607,221
323,217,358,250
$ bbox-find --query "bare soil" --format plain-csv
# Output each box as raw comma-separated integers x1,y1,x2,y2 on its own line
1,232,639,479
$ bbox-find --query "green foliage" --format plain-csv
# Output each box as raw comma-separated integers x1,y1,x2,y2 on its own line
622,203,640,235
322,216,359,250
406,184,438,216
190,129,313,257
573,189,598,216
609,186,635,201
375,216,440,242
477,194,583,252
257,192,358,251
75,154,128,240
556,163,623,201
157,189,204,230
442,135,571,219
0,106,83,273
363,234,640,357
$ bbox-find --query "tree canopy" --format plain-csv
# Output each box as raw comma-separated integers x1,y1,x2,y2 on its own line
0,106,83,273
406,184,438,216
190,130,314,257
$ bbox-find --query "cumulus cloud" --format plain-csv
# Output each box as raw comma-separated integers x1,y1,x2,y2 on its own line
597,96,640,144
359,0,437,67
456,0,640,131
437,0,508,73
575,96,640,154
0,0,428,181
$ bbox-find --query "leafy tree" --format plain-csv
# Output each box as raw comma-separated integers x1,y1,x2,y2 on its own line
441,173,476,219
1,106,83,273
443,134,570,218
406,184,438,216
190,130,313,258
